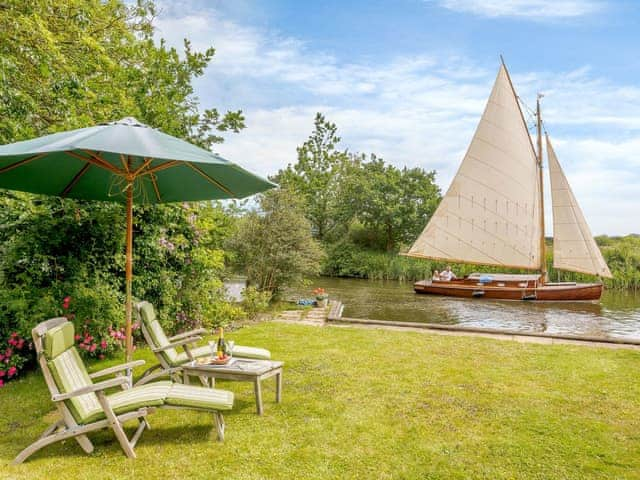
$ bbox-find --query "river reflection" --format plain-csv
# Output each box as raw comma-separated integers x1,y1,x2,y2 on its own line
285,277,640,339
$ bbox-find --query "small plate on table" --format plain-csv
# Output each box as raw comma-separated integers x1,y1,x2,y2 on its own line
195,356,233,366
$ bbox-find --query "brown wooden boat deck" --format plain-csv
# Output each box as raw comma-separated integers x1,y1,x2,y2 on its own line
414,275,603,301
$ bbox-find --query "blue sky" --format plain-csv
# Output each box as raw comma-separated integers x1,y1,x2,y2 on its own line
155,0,639,235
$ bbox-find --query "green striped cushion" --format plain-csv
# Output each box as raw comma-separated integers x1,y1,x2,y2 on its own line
48,348,101,424
166,384,233,411
176,344,271,363
43,322,75,358
138,303,178,365
227,345,271,360
82,381,173,423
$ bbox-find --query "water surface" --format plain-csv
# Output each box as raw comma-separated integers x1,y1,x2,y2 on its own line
286,277,640,339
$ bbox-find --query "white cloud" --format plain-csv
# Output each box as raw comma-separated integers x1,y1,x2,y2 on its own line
432,0,605,19
153,3,637,235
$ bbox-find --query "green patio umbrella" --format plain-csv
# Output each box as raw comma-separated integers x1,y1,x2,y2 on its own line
0,117,276,360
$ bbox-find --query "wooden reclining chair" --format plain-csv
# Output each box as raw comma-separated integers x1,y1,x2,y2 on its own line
14,317,234,464
134,301,271,386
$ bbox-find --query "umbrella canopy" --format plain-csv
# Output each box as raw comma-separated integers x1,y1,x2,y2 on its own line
0,117,276,359
0,117,273,202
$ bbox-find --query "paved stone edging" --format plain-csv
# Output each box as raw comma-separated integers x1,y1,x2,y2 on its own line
272,300,640,350
329,316,640,350
274,307,327,326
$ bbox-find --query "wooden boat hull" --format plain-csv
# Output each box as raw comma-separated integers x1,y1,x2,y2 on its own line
414,279,603,301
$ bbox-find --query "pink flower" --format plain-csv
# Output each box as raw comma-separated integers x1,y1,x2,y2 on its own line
5,348,12,357
10,332,18,338
0,370,5,377
7,366,17,377
89,344,97,353
74,334,81,341
99,354,105,360
100,340,107,349
8,339,17,346
0,354,3,361
16,339,24,349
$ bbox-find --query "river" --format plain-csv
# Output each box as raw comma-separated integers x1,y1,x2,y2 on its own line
284,277,640,340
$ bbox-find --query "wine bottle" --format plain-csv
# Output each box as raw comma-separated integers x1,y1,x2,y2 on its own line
216,327,227,359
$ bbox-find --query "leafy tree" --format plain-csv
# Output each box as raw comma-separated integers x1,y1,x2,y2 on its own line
227,189,324,296
0,0,243,146
272,113,351,241
348,155,441,251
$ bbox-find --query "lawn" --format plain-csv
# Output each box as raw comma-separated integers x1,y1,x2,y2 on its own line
1,321,640,479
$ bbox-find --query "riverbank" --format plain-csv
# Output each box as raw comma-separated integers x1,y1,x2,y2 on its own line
286,277,640,339
3,321,640,479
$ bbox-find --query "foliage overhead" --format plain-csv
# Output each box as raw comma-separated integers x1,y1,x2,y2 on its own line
0,0,244,146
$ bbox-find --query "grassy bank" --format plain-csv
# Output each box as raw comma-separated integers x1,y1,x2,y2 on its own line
322,235,640,289
2,322,640,479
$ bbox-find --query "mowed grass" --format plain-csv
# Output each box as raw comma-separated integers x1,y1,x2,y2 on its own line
2,322,640,479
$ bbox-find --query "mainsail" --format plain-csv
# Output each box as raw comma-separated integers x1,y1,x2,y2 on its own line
407,64,542,269
547,136,612,278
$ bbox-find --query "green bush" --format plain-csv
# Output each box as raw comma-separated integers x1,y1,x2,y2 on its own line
0,197,235,384
227,189,324,296
241,286,272,319
322,241,432,281
204,301,246,331
0,331,30,388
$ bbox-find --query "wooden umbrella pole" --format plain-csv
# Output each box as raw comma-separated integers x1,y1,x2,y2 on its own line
125,181,134,362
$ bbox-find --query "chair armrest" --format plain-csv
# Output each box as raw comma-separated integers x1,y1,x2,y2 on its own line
89,360,146,379
169,328,207,342
52,377,129,402
151,336,202,353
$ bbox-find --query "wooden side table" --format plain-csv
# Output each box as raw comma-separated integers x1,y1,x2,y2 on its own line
181,359,283,415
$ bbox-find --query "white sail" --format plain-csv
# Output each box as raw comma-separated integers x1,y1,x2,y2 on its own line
407,64,542,269
547,136,612,278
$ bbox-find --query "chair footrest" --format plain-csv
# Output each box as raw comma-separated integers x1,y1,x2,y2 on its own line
165,384,234,411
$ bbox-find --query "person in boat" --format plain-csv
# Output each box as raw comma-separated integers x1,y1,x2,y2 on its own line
440,265,457,281
432,270,440,281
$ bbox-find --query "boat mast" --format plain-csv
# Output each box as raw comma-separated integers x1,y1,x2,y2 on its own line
536,94,547,283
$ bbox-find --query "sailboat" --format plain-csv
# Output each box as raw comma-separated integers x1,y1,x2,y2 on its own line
407,60,612,301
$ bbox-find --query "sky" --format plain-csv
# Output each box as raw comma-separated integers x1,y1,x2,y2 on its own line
153,0,639,235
